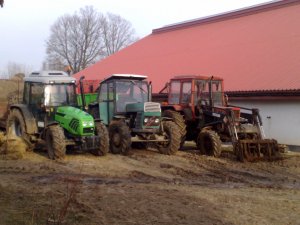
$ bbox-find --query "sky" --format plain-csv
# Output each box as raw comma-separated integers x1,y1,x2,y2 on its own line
0,0,273,73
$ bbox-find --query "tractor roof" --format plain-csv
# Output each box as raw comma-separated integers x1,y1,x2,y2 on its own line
24,71,76,84
102,74,147,83
172,75,223,81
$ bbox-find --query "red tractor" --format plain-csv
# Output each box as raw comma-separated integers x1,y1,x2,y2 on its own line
156,75,280,161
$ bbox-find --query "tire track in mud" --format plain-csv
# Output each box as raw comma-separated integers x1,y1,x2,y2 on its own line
2,150,300,190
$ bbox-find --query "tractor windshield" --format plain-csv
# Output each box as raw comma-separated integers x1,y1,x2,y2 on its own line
44,84,77,106
196,80,223,106
115,80,148,112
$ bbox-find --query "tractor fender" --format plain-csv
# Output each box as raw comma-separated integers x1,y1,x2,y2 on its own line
9,104,38,135
45,121,60,127
161,117,173,121
161,105,183,112
40,121,60,140
113,115,126,120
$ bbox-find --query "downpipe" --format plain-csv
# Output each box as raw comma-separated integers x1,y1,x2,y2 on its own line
79,76,86,111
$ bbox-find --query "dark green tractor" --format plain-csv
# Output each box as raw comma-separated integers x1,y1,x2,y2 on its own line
6,71,109,159
88,74,180,155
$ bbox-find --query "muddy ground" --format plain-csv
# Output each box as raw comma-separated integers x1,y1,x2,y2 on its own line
0,143,299,225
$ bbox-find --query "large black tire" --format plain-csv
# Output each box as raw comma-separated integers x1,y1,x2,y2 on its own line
109,121,131,155
93,122,109,156
46,125,66,160
6,109,32,149
158,121,181,155
163,110,186,148
197,130,222,157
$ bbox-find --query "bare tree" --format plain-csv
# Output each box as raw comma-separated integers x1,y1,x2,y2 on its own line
46,6,104,73
102,13,138,57
46,6,138,74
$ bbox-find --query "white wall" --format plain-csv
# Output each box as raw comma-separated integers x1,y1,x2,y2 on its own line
229,99,300,146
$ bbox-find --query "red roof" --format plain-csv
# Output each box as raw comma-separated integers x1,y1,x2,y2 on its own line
74,0,300,93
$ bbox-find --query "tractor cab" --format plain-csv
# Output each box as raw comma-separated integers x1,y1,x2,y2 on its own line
167,75,225,121
97,74,154,125
23,71,78,124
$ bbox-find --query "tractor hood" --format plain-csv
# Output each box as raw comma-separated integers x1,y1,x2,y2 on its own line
55,106,95,136
126,102,161,113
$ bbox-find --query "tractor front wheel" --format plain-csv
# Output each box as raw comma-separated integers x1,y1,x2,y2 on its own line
93,122,109,156
46,125,66,160
158,121,180,155
163,110,186,148
197,130,222,157
109,121,131,155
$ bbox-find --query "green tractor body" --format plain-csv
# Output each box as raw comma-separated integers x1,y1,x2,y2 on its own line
6,71,109,159
88,74,180,155
55,106,95,136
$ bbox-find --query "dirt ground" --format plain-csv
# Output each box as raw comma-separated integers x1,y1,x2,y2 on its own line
0,143,299,225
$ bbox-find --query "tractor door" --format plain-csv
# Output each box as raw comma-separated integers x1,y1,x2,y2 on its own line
27,82,47,127
98,81,115,125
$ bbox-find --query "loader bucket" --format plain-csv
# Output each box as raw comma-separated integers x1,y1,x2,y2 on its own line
235,139,281,162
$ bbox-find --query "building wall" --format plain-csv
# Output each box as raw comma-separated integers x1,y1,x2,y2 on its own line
230,98,300,148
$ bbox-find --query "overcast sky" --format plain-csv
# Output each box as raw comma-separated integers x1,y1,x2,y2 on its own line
0,0,272,72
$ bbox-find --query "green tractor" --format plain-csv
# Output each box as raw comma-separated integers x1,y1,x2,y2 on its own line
88,74,180,155
6,71,109,159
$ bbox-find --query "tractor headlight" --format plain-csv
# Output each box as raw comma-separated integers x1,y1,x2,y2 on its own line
83,121,94,127
144,118,149,123
154,118,160,124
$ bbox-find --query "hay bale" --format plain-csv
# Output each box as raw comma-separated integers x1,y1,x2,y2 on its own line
0,132,27,160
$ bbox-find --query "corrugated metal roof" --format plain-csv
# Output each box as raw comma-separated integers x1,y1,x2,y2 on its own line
74,0,300,94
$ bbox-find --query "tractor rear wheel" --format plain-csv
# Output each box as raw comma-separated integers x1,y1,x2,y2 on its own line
163,110,186,148
93,122,109,156
109,121,131,155
6,109,32,149
46,125,66,160
197,130,222,157
158,121,180,155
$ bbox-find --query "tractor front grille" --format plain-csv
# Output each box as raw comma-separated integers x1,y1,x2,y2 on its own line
135,113,142,129
69,118,79,132
144,102,161,112
83,127,94,134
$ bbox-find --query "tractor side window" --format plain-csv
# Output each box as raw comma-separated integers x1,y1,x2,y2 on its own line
199,81,210,106
116,81,134,112
30,83,44,105
212,81,223,106
181,82,192,104
108,82,114,100
169,81,180,104
99,83,108,102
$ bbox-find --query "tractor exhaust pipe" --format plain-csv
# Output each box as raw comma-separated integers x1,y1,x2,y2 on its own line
79,76,86,111
209,76,214,107
148,81,152,102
